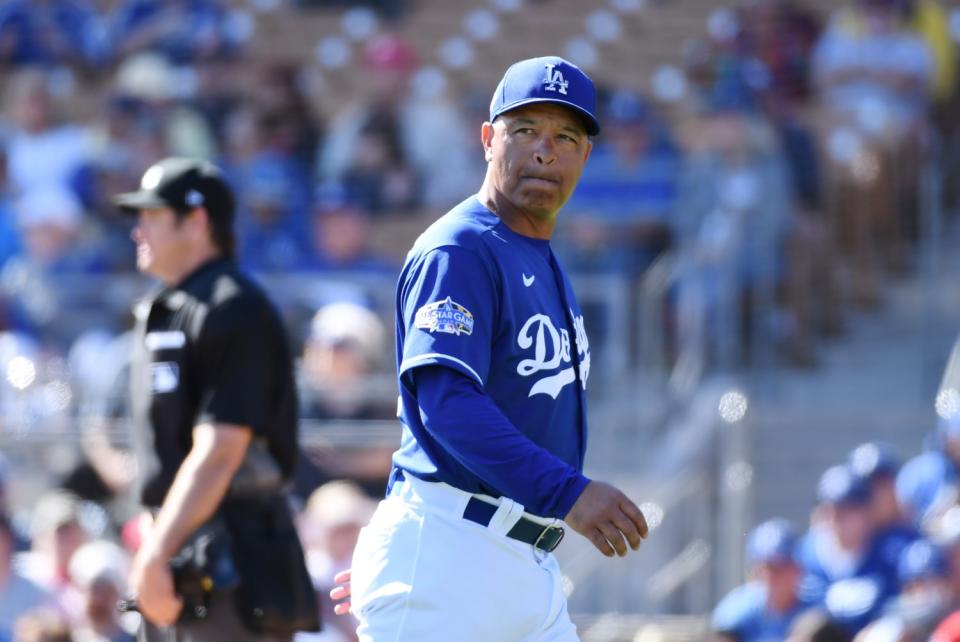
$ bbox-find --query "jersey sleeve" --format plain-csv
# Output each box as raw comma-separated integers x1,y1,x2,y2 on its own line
398,245,498,388
414,365,589,518
194,295,274,434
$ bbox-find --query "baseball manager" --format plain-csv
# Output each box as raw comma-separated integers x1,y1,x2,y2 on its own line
345,56,650,642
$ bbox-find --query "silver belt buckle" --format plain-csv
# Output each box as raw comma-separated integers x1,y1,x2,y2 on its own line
533,525,565,552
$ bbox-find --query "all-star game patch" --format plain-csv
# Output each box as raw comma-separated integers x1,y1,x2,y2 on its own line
415,297,475,336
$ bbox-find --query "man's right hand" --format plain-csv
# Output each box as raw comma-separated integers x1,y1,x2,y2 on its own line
564,481,649,557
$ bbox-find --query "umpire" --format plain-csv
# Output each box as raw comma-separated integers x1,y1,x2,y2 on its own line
115,158,318,641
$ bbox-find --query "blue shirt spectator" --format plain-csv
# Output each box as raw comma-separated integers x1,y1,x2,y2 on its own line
559,91,678,275
0,0,102,68
848,442,920,579
109,0,234,64
225,149,313,273
302,197,396,275
713,518,814,642
798,466,899,634
897,418,960,526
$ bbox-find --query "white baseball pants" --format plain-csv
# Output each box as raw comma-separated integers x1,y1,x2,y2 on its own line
349,475,579,642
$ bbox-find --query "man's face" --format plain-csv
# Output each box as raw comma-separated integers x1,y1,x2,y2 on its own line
758,559,802,607
830,503,873,551
131,207,190,280
482,103,592,221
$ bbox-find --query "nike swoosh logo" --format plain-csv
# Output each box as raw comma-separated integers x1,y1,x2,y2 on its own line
522,273,535,287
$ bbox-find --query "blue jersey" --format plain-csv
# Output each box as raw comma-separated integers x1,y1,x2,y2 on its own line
391,196,591,518
712,582,811,642
797,527,899,633
896,450,957,524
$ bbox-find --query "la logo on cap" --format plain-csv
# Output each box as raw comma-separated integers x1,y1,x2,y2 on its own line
141,165,164,190
543,63,568,95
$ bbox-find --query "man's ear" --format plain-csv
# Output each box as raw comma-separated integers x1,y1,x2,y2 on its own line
186,206,210,237
481,121,496,163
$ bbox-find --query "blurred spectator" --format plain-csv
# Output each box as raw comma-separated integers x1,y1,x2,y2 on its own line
712,518,813,642
849,442,919,568
674,96,811,364
3,69,94,200
318,33,473,211
234,153,312,273
14,491,89,618
221,102,313,273
1,186,107,341
798,465,897,634
897,417,960,527
108,0,236,65
295,303,395,499
247,63,323,177
12,608,73,642
297,480,374,642
812,0,935,304
67,540,133,642
12,187,103,274
813,0,933,131
188,59,244,147
340,109,419,215
300,302,393,420
0,0,103,70
559,90,677,276
305,197,396,274
0,515,51,642
857,539,955,641
737,0,822,107
734,0,844,342
111,53,216,160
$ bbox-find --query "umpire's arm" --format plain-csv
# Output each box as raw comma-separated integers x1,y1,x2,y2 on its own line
130,422,252,626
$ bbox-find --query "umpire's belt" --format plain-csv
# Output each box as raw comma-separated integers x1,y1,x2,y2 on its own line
462,496,565,553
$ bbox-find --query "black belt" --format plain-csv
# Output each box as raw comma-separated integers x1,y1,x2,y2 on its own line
462,497,565,552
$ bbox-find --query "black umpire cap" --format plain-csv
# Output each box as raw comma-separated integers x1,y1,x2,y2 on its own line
113,157,235,224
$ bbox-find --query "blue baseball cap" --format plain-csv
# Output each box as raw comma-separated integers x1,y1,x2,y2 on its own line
489,56,600,136
898,539,948,584
848,442,901,481
746,518,797,565
818,465,872,506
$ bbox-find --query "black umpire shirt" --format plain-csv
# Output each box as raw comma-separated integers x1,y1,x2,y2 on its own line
130,258,298,508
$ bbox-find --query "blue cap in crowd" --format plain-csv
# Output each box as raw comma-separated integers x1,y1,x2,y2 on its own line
818,465,872,506
898,539,949,585
489,56,600,136
746,518,797,565
848,442,901,482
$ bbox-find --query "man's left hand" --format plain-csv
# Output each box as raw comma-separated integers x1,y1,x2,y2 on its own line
130,547,183,626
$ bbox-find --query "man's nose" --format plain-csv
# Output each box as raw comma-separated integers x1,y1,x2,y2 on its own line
534,136,557,165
